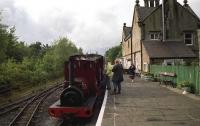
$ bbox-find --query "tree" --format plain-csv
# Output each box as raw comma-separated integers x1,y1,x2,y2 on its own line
52,37,80,70
41,37,81,78
14,42,30,62
0,23,27,62
0,12,83,88
0,13,9,63
105,45,122,64
29,42,43,58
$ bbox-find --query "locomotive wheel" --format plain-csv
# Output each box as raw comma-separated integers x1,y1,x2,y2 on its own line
60,86,84,106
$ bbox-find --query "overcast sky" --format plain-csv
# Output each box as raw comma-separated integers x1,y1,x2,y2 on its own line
0,0,200,54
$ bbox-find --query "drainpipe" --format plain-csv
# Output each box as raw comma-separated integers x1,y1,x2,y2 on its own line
131,32,133,65
162,0,165,41
138,21,144,71
198,29,200,66
141,41,143,72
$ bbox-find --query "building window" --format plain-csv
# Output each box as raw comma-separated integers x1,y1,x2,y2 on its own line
149,32,160,40
184,33,193,45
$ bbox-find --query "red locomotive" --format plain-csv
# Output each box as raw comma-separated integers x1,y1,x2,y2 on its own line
48,54,106,120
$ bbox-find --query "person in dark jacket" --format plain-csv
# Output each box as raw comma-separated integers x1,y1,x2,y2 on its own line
128,64,136,82
111,59,124,94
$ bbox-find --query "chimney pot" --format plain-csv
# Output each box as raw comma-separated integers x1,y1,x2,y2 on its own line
123,23,126,27
144,0,149,7
150,0,154,7
184,0,188,6
155,0,160,7
136,0,140,6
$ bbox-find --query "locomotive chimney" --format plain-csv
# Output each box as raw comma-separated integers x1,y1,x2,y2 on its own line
68,59,73,86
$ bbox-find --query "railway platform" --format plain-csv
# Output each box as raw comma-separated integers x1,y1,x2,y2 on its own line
100,75,200,126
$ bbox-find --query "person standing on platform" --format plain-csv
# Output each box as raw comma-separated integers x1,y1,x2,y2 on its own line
111,59,124,94
128,64,136,82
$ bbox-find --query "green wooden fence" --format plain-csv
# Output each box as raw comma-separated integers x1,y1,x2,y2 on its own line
150,65,200,95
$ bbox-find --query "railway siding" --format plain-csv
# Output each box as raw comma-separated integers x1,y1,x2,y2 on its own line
0,82,63,126
8,85,63,126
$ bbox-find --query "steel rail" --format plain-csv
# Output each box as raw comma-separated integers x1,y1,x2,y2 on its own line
8,83,63,126
8,90,48,126
0,82,63,116
0,95,36,116
26,85,63,126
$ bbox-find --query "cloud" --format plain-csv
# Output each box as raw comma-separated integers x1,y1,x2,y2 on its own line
0,0,200,55
1,0,78,44
0,0,132,55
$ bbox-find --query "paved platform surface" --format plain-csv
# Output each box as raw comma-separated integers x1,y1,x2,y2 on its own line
102,76,200,126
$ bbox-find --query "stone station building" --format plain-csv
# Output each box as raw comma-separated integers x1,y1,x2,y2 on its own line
121,0,200,72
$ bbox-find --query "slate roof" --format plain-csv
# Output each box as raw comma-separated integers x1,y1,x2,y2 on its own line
137,3,200,22
123,27,132,40
137,7,157,21
183,5,200,21
142,40,196,59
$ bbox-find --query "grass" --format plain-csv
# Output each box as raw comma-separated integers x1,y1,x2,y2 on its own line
0,77,64,106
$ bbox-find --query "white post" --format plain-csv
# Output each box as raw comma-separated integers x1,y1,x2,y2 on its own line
162,0,165,41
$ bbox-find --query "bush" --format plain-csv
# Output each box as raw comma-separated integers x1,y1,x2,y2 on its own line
179,81,191,87
0,37,81,90
177,81,196,94
141,72,153,76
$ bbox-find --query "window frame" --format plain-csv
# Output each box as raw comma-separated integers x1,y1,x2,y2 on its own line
149,32,160,40
184,32,193,46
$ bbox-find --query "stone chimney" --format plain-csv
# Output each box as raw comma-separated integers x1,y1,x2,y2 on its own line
163,0,178,39
144,0,160,7
155,0,160,6
144,0,149,7
150,0,154,7
168,0,177,9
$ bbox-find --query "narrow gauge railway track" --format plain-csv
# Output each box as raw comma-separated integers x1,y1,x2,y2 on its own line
0,95,36,116
8,84,63,126
0,82,63,117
